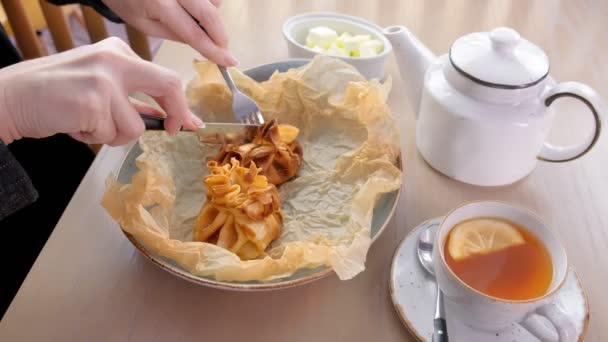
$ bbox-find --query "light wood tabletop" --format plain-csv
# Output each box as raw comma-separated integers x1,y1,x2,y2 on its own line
1,1,607,341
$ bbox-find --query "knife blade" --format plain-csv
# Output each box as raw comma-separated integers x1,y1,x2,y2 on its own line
140,113,260,136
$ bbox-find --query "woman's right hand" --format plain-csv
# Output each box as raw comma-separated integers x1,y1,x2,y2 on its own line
0,37,203,146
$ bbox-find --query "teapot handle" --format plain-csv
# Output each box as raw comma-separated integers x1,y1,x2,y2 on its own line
538,82,603,162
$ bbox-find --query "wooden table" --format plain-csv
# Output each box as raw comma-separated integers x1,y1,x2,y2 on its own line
1,1,607,341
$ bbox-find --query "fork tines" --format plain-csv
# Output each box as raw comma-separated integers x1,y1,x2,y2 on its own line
241,111,265,125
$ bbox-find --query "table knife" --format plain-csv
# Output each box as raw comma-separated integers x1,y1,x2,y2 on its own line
140,113,260,135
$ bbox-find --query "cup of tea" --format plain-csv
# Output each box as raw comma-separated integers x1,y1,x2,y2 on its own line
433,201,575,341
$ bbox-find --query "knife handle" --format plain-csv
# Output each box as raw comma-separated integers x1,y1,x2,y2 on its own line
140,113,167,131
432,318,448,342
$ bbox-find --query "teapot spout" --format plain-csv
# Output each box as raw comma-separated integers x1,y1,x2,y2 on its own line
383,26,436,115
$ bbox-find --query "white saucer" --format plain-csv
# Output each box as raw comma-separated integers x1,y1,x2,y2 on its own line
389,217,590,341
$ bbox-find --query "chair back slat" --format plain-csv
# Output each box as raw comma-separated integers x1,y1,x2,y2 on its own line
126,24,152,61
80,5,107,43
0,0,45,58
1,1,151,60
38,0,74,52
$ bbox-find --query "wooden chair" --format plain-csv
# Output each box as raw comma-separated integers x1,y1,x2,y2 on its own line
0,0,152,60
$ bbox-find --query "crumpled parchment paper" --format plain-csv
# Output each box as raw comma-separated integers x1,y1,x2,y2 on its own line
102,55,402,281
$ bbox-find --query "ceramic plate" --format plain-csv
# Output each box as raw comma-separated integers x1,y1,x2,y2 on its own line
389,217,590,341
116,60,402,290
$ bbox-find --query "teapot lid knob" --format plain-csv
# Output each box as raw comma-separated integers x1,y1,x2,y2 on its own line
449,26,549,89
489,27,520,51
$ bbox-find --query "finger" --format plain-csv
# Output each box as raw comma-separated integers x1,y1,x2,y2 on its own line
117,56,183,97
153,95,204,133
152,96,181,134
180,0,228,48
209,0,222,8
97,36,139,59
76,41,182,101
129,96,202,132
70,132,94,144
161,2,236,66
129,19,181,41
72,111,117,144
129,97,165,117
189,112,205,130
112,57,190,134
107,94,146,146
109,55,201,134
134,21,226,66
91,113,118,144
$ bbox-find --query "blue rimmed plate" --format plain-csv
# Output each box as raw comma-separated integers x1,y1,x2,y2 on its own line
117,60,402,290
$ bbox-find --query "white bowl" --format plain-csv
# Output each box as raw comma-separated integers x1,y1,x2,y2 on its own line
282,12,392,80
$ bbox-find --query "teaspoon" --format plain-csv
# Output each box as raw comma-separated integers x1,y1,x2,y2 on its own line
417,222,449,342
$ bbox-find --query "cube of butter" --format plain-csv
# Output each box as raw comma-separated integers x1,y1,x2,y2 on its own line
359,40,384,57
306,26,338,49
336,32,352,48
343,34,371,57
326,42,347,57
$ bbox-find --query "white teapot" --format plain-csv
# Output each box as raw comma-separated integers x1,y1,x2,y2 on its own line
384,26,604,186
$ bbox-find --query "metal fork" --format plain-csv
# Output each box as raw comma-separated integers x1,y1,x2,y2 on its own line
183,8,264,125
216,66,265,125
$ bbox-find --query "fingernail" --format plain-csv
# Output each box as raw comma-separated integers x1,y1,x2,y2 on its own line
191,114,205,128
225,53,239,67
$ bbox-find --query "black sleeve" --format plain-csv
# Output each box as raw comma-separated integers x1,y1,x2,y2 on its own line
0,22,22,68
0,26,36,220
0,143,38,221
46,0,123,23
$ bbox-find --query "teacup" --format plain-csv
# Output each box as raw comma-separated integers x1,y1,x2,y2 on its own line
433,201,576,341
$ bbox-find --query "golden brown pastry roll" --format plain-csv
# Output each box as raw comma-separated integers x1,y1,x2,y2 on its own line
211,119,303,186
193,158,283,260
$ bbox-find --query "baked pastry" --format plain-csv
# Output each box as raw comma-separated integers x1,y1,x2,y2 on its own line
193,158,283,260
209,119,303,186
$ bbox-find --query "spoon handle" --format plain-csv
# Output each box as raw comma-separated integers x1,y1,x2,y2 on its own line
432,289,449,342
433,318,448,342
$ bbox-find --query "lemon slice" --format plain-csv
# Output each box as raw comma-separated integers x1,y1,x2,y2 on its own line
448,218,525,261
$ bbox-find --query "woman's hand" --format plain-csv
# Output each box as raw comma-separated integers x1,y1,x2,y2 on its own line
102,0,237,66
0,37,204,146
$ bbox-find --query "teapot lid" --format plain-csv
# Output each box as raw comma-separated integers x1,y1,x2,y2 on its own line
449,27,549,89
